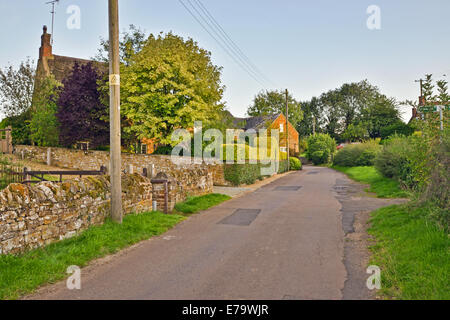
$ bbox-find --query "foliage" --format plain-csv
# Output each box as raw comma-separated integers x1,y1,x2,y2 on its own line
29,76,61,147
369,204,449,299
174,193,231,214
334,140,381,167
0,58,35,117
95,24,147,66
120,32,225,146
374,134,427,190
296,97,323,137
341,123,369,142
301,80,400,140
247,90,303,128
0,111,32,145
332,166,408,198
0,211,184,300
224,163,262,186
289,157,302,170
57,62,109,148
380,120,415,140
306,133,336,165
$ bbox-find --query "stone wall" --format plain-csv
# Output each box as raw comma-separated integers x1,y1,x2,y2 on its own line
14,145,229,187
0,174,152,255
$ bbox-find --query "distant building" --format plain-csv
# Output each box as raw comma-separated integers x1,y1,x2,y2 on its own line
225,112,300,155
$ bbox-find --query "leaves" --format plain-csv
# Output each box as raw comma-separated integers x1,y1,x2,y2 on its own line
0,58,35,117
120,32,225,146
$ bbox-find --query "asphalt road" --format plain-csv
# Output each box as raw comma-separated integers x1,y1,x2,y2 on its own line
28,166,404,300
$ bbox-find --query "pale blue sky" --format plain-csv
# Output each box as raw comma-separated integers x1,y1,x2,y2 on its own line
1,0,449,121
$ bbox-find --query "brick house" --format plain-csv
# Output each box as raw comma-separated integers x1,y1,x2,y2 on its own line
230,113,300,155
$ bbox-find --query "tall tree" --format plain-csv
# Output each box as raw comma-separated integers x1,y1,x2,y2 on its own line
30,75,61,147
247,90,303,128
0,58,35,117
95,24,147,66
57,62,109,148
296,97,324,137
120,32,225,145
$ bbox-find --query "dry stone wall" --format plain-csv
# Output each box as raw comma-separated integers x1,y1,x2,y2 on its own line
14,145,229,187
0,174,152,255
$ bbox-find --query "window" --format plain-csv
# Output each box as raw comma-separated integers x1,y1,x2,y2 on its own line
280,147,287,153
279,123,284,133
141,144,148,154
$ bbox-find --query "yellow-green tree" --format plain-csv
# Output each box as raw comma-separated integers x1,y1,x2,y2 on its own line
120,32,225,145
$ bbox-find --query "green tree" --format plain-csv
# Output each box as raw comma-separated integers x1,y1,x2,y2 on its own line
95,24,147,66
247,90,303,128
436,79,449,103
296,97,324,137
29,76,61,147
342,123,369,142
120,32,225,145
0,58,35,117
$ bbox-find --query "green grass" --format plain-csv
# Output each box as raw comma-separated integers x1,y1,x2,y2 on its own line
332,165,409,198
0,211,184,300
174,193,231,214
369,204,450,299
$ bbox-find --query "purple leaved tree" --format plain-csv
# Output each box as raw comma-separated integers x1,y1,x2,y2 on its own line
57,62,109,148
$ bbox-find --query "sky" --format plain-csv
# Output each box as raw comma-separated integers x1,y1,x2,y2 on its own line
0,0,449,122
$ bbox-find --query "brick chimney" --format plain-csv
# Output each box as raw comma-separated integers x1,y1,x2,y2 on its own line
39,25,52,59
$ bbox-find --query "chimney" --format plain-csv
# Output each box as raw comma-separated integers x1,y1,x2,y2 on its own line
39,25,52,59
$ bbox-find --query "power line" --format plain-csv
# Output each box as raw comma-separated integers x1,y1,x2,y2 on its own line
178,0,269,88
193,0,275,87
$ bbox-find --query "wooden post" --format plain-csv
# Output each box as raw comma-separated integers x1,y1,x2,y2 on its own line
109,0,122,223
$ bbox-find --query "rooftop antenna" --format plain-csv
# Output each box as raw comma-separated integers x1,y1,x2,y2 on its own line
45,0,60,45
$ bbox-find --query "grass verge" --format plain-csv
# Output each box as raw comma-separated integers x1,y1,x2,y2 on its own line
369,203,449,299
174,193,231,214
332,165,409,198
0,211,184,300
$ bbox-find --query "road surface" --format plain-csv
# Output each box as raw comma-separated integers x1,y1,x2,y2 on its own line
27,166,405,300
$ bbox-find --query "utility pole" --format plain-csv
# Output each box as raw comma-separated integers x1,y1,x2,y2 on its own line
109,0,122,223
285,89,290,171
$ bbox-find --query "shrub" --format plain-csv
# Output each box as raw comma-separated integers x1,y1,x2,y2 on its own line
334,140,381,167
306,134,336,165
289,157,302,170
153,145,173,155
224,163,262,186
380,121,415,140
374,134,423,189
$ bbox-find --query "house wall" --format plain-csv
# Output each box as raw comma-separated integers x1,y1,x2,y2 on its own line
270,114,300,154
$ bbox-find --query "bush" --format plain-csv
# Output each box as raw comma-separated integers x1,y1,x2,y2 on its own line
289,157,302,170
224,163,262,186
306,134,336,165
380,121,415,140
153,145,173,155
374,135,419,189
334,140,381,167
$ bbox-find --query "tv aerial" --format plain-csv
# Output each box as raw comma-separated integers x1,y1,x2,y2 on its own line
45,0,60,45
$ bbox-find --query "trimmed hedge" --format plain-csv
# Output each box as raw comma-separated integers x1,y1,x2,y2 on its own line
224,160,294,186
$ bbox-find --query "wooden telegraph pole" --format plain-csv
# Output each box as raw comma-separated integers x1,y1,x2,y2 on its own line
285,89,290,171
108,0,122,223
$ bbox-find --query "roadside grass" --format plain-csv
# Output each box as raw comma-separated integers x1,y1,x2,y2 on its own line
368,204,450,300
0,211,184,300
332,165,409,198
174,193,231,214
